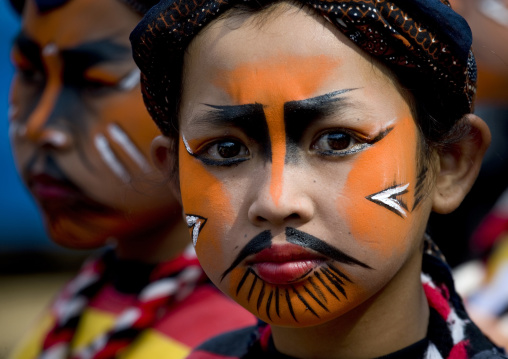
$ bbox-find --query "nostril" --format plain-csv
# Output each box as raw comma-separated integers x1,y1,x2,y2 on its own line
286,213,300,220
256,216,268,223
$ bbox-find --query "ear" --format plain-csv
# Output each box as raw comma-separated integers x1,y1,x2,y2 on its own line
432,114,491,214
151,135,181,202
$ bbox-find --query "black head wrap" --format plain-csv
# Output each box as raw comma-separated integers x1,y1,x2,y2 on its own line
130,0,476,141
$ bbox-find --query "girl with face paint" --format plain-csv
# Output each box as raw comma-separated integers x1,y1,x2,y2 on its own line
7,0,256,358
131,0,507,358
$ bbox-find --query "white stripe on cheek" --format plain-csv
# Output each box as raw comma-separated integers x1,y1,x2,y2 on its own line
94,134,130,183
118,69,141,91
107,123,151,173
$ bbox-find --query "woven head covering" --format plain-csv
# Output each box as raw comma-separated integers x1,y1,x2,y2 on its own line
130,0,477,142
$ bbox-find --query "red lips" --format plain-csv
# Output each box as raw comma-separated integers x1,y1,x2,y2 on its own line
248,244,325,285
28,173,82,202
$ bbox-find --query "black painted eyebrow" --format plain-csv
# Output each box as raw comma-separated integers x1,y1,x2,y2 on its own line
197,103,272,160
13,32,43,70
13,33,129,70
284,88,356,162
60,39,130,69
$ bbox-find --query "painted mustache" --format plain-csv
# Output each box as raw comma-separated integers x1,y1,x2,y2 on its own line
221,227,372,281
25,154,79,189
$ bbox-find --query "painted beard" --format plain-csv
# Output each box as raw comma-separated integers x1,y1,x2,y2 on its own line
187,219,374,325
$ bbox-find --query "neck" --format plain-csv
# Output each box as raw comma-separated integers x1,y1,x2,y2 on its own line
114,210,190,264
271,252,429,359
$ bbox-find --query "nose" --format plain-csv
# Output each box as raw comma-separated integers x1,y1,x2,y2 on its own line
17,76,72,151
248,166,315,227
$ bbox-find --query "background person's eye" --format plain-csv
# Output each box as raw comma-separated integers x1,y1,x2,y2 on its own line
81,78,115,94
18,67,45,86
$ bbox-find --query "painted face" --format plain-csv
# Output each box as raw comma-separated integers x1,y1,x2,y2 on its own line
179,6,433,327
9,0,179,248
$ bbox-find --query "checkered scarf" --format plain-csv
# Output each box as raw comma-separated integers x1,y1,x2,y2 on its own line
243,238,505,359
38,245,207,359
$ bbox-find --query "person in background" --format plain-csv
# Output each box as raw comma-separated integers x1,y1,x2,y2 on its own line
130,0,506,357
427,0,508,267
7,0,256,358
447,0,508,350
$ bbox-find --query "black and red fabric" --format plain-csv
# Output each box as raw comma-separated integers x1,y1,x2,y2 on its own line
38,245,207,359
130,0,476,142
186,238,507,359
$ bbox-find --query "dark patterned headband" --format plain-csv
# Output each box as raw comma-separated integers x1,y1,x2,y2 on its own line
130,0,476,139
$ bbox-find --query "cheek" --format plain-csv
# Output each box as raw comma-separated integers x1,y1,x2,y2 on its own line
178,139,235,283
341,117,419,259
94,93,160,161
98,92,158,158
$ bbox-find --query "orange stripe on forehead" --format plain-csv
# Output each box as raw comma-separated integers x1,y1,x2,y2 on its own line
214,54,340,205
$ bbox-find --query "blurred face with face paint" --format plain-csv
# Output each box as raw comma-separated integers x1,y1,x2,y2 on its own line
9,0,187,260
172,3,438,341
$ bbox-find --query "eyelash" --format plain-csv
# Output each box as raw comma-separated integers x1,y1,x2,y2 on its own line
193,138,251,167
191,128,371,166
310,129,371,157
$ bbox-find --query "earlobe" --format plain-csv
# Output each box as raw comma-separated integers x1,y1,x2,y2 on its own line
432,114,491,214
150,135,181,201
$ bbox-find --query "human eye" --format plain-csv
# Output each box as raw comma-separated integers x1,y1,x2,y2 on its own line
12,53,44,86
194,138,250,166
311,130,370,157
80,68,126,95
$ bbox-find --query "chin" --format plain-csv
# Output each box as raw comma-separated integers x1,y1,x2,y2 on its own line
45,215,114,250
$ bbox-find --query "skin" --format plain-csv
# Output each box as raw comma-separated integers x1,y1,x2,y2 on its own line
174,4,433,357
9,0,188,261
150,3,489,358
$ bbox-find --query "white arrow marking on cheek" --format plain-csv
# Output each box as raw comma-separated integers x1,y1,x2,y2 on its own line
368,183,409,217
186,215,204,246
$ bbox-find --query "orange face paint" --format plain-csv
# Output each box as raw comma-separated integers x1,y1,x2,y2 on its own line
179,9,429,328
179,54,379,326
342,115,420,259
214,54,340,205
179,138,235,273
9,0,177,248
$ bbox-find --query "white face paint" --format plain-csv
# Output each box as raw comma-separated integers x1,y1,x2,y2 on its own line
94,134,130,183
181,133,194,155
186,215,207,246
478,0,508,27
118,68,141,91
42,43,58,57
107,123,151,173
366,183,410,218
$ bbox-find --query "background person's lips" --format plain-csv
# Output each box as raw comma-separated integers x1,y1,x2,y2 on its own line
28,173,83,202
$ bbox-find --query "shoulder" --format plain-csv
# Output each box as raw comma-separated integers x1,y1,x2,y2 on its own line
186,325,258,359
154,284,257,348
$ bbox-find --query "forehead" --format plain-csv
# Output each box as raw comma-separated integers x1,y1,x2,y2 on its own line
182,4,402,111
21,0,139,48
